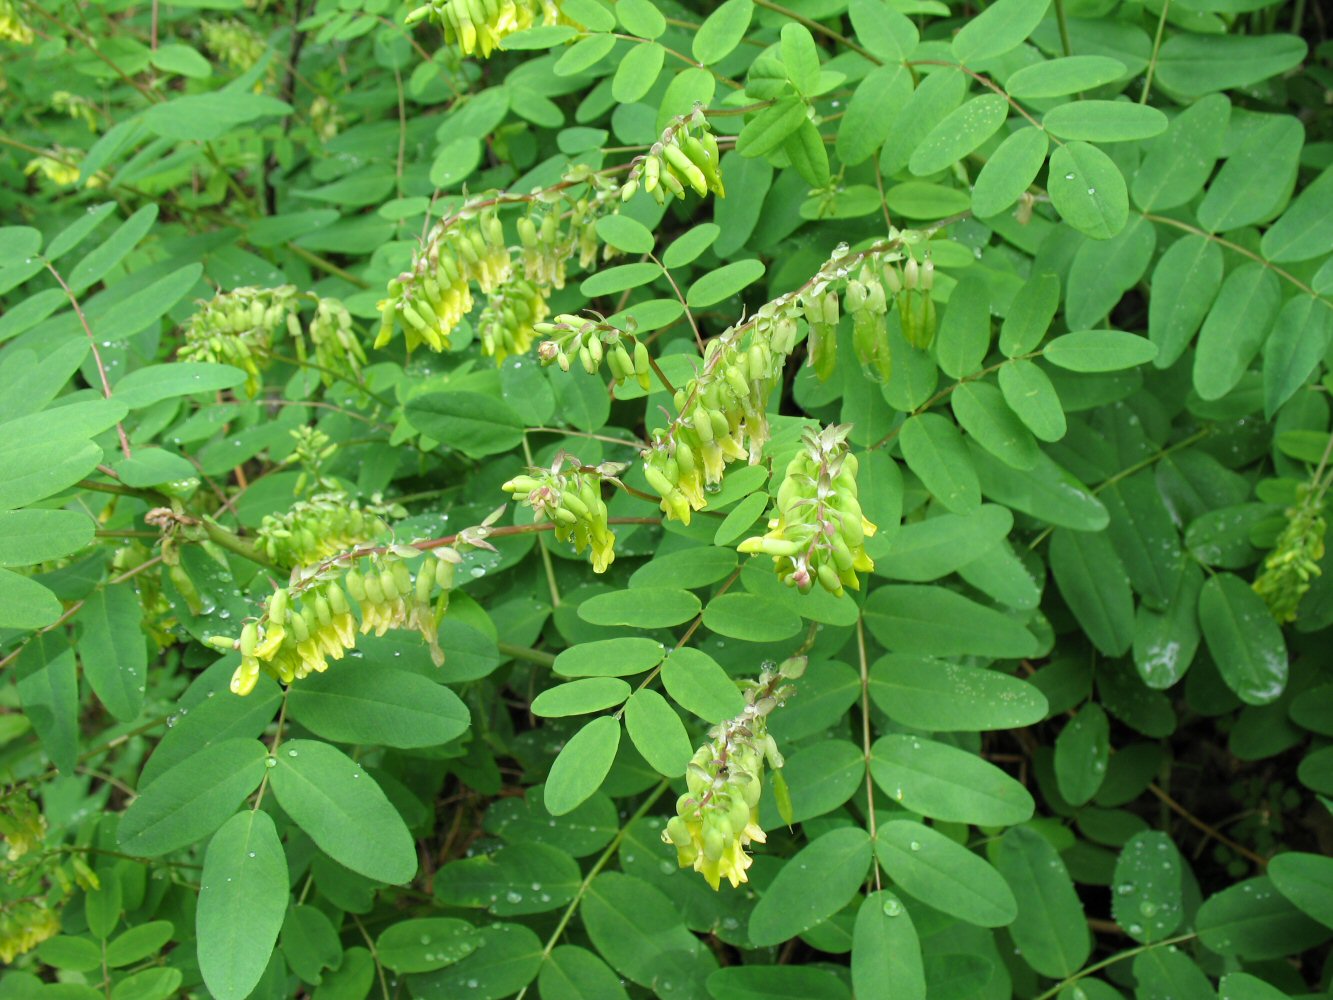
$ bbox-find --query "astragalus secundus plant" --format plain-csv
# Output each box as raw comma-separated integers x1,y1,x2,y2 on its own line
663,657,804,890
502,453,625,573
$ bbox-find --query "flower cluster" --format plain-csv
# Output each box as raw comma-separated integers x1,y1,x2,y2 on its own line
662,659,802,889
1,788,44,862
376,167,624,362
1254,482,1327,623
620,105,725,204
24,150,83,188
179,286,362,396
886,255,937,350
201,18,267,73
0,0,33,44
257,489,400,567
210,548,458,696
51,91,99,131
739,424,876,596
406,0,567,59
503,455,620,572
0,900,59,965
643,334,781,524
376,209,511,354
535,313,652,394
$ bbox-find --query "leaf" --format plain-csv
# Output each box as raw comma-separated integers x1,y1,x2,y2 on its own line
1261,164,1333,262
848,0,918,61
880,68,966,177
581,873,712,987
1197,116,1303,232
544,716,621,816
1193,262,1281,401
998,360,1066,443
853,891,925,1000
376,919,479,973
1196,876,1330,959
875,820,1017,927
702,592,802,641
1006,56,1128,98
612,41,666,103
1133,948,1214,1000
429,136,483,188
623,689,692,776
281,904,342,985
1000,273,1061,358
971,127,1049,219
868,654,1048,729
685,259,766,308
0,225,41,267
736,98,808,159
594,215,655,255
554,34,617,76
1268,852,1333,930
759,739,864,826
269,739,417,883
105,922,174,967
78,584,147,722
1066,216,1157,329
0,567,63,629
1220,973,1295,1000
935,274,992,378
119,739,268,856
1133,93,1230,211
838,64,914,167
863,585,1038,658
408,923,543,1000
872,503,1014,581
1154,32,1307,97
142,91,292,141
707,967,850,1000
994,825,1091,977
1048,142,1128,239
781,23,821,95
660,647,746,723
1263,295,1332,418
1148,234,1223,369
196,811,288,1000
1049,528,1134,656
870,734,1034,825
1043,101,1167,142
287,666,470,747
1111,832,1183,942
68,205,158,295
898,412,981,514
692,0,753,64
1198,573,1288,705
910,95,1009,176
952,381,1040,470
1054,703,1111,806
951,0,1051,64
749,828,872,946
783,119,831,187
661,224,720,269
538,946,631,1000
0,438,102,511
578,587,700,627
405,391,525,457
974,446,1108,530
554,637,666,677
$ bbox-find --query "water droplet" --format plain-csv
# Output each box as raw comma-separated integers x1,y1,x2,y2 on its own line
883,897,903,916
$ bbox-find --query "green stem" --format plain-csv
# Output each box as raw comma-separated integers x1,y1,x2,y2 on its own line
1140,0,1170,104
1032,934,1197,1000
202,518,280,570
1053,0,1073,56
498,642,556,668
512,781,671,1000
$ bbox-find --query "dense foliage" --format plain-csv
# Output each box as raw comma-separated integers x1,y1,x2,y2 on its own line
1,0,1332,997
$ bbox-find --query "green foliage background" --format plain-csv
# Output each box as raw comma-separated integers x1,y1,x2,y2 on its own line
1,0,1333,997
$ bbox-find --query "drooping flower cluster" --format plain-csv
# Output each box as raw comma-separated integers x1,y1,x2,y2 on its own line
0,899,59,965
210,547,459,696
376,208,512,354
643,333,781,524
405,0,568,59
376,166,625,362
50,91,99,131
24,150,83,188
179,286,363,396
0,788,44,862
535,313,652,394
1254,481,1327,622
503,455,621,572
257,489,401,567
0,0,33,44
886,254,937,351
663,659,802,889
620,104,726,204
201,18,267,73
739,424,876,596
